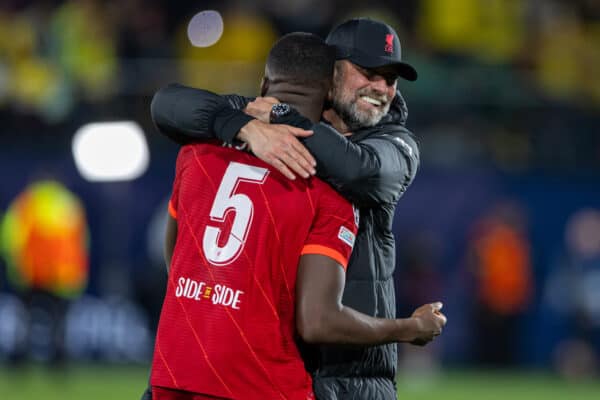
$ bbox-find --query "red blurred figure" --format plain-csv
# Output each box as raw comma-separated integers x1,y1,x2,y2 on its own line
466,200,533,366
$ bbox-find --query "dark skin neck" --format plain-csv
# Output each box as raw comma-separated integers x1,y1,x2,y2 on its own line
262,79,327,123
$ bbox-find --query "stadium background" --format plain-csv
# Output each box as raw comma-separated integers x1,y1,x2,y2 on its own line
0,0,599,399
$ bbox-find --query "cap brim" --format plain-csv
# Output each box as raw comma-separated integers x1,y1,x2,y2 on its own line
387,63,418,82
350,54,418,81
330,45,417,82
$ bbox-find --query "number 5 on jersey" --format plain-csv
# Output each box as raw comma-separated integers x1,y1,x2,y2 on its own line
203,162,269,266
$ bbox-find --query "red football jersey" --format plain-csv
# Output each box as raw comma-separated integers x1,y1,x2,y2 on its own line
151,142,357,400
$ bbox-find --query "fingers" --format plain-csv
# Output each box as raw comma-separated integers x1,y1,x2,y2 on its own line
431,301,447,332
288,128,316,170
278,151,312,179
259,96,279,105
242,122,317,180
245,98,276,122
245,105,270,122
413,302,442,317
251,96,279,105
269,128,316,179
289,127,314,138
264,146,314,180
411,302,448,346
270,158,296,180
289,133,316,169
437,311,448,326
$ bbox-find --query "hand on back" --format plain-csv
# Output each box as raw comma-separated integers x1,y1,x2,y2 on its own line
244,96,279,123
240,98,316,180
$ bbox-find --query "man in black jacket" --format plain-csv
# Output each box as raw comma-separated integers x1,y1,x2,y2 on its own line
150,18,440,400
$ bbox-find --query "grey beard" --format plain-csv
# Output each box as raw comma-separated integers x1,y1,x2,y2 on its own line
331,97,382,131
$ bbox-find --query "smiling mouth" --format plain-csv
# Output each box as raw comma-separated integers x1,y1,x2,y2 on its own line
360,96,384,107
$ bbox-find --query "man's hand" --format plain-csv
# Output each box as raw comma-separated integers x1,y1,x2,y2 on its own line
244,97,279,123
408,302,447,346
237,119,316,180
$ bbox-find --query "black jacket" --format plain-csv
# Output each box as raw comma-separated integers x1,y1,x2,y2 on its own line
151,84,420,400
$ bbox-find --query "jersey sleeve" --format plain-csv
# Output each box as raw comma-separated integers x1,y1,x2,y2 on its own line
301,185,358,270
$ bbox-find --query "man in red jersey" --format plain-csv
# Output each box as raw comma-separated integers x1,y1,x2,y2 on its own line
149,33,446,400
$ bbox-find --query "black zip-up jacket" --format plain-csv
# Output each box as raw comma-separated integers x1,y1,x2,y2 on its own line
151,84,420,400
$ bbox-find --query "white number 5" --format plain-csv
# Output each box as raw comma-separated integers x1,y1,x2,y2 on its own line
202,162,269,266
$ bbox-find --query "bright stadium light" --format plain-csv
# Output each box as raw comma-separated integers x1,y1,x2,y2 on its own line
187,10,224,47
72,121,149,182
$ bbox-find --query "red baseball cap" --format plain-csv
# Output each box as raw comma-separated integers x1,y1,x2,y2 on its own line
326,18,417,81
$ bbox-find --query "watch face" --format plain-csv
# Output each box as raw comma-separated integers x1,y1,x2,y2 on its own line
270,103,291,122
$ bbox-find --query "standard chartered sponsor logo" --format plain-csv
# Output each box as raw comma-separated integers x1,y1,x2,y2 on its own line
175,276,244,310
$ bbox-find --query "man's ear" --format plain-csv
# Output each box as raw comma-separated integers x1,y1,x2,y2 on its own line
260,76,269,97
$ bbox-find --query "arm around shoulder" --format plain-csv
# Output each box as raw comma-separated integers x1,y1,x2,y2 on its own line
150,83,255,145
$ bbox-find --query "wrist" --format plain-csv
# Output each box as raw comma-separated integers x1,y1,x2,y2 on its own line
237,119,258,142
214,107,255,145
395,317,420,342
271,104,313,130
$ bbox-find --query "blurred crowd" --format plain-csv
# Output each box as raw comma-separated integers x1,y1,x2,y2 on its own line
0,0,599,378
0,0,598,170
